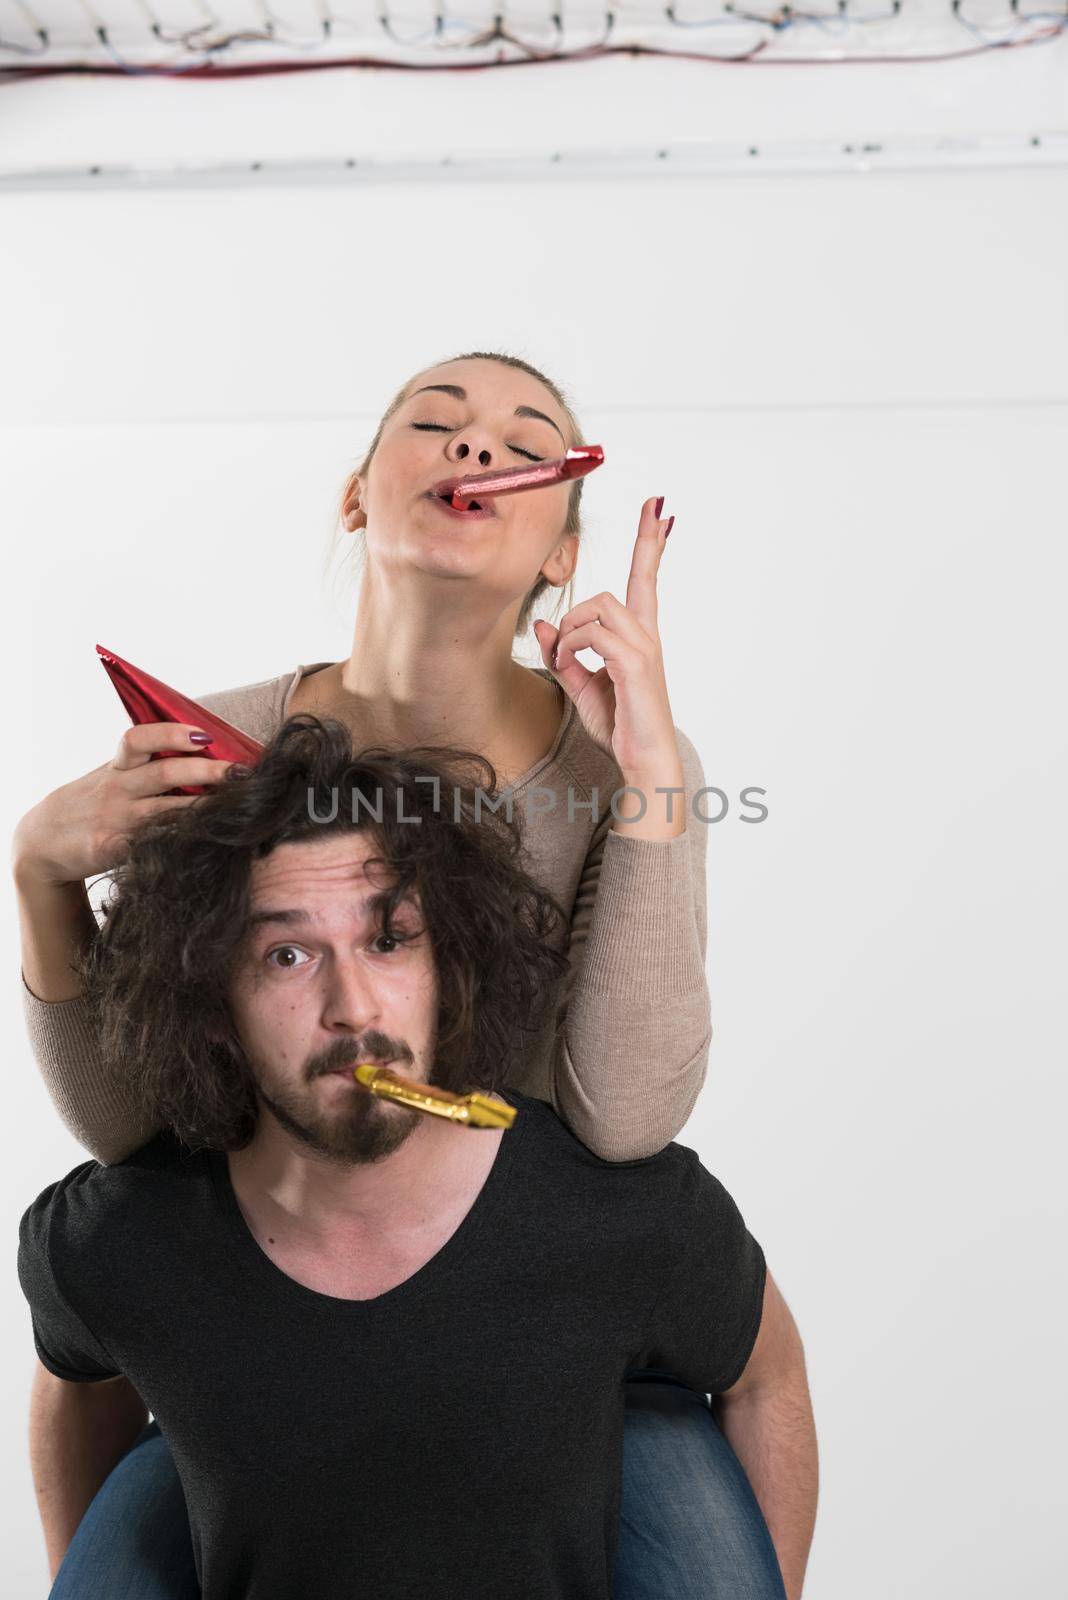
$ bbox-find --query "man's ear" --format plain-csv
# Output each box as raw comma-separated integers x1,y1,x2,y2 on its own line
341,475,367,534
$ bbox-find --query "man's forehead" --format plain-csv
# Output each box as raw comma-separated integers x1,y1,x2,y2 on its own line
249,835,386,899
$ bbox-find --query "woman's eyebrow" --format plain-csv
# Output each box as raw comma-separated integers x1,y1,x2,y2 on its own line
408,383,565,445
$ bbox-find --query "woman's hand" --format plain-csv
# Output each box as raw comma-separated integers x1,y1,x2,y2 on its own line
12,723,235,889
534,496,679,790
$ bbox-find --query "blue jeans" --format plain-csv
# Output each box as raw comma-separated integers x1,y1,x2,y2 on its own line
50,1376,785,1598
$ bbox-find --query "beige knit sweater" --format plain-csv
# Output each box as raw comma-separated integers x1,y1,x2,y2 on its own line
21,661,712,1165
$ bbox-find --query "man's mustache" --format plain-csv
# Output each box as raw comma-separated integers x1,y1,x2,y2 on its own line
308,1033,413,1080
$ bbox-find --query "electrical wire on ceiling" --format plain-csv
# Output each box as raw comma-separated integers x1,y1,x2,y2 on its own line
1,0,1066,76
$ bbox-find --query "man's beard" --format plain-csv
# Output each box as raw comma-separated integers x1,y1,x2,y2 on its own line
254,1031,420,1166
257,1081,418,1165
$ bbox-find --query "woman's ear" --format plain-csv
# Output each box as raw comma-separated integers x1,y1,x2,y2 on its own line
341,475,367,534
540,531,579,590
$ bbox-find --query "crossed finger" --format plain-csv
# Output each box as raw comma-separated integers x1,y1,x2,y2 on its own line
554,590,650,670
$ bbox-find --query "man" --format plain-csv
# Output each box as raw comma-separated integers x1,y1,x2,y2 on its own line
18,714,817,1599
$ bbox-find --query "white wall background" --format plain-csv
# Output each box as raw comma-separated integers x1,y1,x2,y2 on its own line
2,40,1067,1599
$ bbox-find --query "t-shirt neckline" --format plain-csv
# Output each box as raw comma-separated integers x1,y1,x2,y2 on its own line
283,662,574,795
207,1088,527,1318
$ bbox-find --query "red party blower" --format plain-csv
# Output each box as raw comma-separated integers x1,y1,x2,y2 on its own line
437,444,605,510
97,645,265,797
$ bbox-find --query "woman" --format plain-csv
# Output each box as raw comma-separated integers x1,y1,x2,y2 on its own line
14,351,786,1599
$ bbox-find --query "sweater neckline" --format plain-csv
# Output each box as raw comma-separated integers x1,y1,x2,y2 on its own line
282,661,576,796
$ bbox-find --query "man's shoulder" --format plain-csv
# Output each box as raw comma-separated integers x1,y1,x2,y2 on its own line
20,1130,210,1253
500,1094,715,1281
504,1090,699,1187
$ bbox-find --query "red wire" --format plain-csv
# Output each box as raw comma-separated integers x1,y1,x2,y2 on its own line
1,25,1065,79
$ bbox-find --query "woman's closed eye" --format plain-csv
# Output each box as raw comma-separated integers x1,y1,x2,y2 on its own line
411,422,545,463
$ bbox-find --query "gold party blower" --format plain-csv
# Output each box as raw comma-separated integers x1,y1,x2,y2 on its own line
352,1065,517,1130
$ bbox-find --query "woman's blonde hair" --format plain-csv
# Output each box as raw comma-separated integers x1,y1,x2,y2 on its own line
327,350,587,639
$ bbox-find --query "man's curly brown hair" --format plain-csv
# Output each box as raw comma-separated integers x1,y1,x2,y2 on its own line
73,714,569,1153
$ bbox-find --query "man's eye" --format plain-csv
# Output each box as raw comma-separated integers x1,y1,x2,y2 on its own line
411,422,544,463
371,932,408,955
265,946,310,970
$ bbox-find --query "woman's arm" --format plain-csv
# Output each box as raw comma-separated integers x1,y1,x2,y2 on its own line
13,862,158,1163
12,687,257,1163
16,865,98,1005
549,725,711,1162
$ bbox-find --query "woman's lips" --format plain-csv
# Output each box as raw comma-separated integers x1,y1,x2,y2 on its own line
424,491,497,521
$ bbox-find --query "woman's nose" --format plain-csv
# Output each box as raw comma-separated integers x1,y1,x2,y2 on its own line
454,440,492,467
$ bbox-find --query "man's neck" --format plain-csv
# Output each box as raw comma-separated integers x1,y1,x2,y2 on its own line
228,1111,504,1248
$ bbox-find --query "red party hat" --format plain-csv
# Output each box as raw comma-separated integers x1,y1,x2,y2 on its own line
97,645,264,797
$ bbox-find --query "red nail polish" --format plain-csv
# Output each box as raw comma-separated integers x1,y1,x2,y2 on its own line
664,515,675,539
654,496,665,519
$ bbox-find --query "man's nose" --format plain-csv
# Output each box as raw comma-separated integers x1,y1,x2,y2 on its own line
321,955,381,1032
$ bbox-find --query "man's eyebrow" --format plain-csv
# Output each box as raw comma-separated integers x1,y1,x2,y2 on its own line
408,384,566,446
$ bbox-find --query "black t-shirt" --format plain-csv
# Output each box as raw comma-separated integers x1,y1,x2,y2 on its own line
17,1089,766,1600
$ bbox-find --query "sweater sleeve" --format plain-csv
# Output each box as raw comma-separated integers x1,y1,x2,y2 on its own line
19,973,159,1166
16,680,284,1166
546,727,712,1163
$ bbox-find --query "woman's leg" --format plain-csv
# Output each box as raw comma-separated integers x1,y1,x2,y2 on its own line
49,1420,200,1600
613,1374,787,1600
